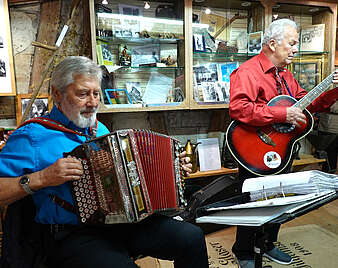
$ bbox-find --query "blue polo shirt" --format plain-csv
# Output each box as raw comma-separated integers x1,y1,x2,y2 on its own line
0,106,109,224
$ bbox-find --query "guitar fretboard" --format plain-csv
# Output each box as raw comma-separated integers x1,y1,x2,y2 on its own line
294,72,334,110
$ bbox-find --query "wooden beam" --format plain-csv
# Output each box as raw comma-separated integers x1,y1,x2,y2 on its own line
29,0,61,94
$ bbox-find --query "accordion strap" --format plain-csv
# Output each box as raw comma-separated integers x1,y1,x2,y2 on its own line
48,194,76,214
17,117,98,139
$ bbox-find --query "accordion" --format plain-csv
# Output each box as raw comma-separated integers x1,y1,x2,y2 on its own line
64,129,186,224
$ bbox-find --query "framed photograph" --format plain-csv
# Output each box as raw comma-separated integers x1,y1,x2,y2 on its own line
126,82,143,103
131,44,160,67
300,24,325,52
248,31,263,54
291,60,322,92
105,89,133,105
118,4,142,16
0,0,16,95
193,34,206,52
16,94,52,125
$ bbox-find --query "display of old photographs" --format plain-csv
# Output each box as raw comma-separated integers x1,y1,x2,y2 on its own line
0,0,16,95
126,82,143,104
193,33,206,52
193,63,232,103
160,43,178,67
291,59,322,92
248,31,263,54
119,44,132,66
118,4,142,16
300,24,325,52
112,16,140,38
131,44,160,67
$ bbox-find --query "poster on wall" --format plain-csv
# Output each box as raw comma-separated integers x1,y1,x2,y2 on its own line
0,0,16,95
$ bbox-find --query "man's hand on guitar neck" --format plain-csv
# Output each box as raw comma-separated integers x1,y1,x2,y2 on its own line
333,69,338,85
286,107,306,127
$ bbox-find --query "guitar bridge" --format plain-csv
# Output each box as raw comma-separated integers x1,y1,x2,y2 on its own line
257,129,276,146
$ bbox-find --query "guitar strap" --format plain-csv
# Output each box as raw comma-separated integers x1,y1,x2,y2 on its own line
282,77,294,98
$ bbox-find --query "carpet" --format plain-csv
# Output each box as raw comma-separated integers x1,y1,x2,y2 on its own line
206,224,338,268
136,224,338,267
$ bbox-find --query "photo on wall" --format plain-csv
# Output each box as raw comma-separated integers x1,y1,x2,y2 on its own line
248,31,263,54
193,34,206,52
16,94,52,125
0,0,16,95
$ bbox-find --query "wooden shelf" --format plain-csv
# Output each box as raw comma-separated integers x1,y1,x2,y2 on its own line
185,154,326,179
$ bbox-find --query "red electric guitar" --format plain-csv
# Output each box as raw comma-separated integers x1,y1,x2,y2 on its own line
226,72,335,176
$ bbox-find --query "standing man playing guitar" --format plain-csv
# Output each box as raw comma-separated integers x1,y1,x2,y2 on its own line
228,18,338,268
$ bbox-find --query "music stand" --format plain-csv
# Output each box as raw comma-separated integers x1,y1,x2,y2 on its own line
196,189,338,268
252,191,337,268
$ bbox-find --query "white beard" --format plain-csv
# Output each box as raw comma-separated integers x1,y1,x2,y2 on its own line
60,98,98,128
72,110,97,128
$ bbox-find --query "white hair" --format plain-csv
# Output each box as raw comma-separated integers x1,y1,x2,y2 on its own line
262,19,298,45
50,56,102,104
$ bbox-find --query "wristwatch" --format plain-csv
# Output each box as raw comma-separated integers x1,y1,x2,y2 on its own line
19,175,35,195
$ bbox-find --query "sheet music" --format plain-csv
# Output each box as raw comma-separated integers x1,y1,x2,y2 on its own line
206,190,335,211
196,190,336,226
195,171,337,226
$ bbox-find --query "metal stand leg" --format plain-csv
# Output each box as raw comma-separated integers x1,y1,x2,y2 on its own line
254,226,268,268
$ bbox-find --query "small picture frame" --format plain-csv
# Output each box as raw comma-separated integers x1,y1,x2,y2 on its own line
291,60,322,92
16,94,52,125
248,31,263,54
193,34,206,52
105,89,133,105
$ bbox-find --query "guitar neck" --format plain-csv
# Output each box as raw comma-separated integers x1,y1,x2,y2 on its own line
294,72,334,110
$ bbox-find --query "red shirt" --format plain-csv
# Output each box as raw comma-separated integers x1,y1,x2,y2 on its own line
229,52,338,126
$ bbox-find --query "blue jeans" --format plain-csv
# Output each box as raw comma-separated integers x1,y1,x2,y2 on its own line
47,214,209,268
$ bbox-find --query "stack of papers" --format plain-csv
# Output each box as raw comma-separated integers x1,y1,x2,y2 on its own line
195,170,337,226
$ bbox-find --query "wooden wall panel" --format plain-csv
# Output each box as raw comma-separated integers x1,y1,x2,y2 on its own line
29,0,61,94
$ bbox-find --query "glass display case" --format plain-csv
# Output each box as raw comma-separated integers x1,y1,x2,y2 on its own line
90,0,187,112
190,0,264,109
89,0,337,112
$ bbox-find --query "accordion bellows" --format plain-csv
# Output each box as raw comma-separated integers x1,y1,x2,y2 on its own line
64,129,186,224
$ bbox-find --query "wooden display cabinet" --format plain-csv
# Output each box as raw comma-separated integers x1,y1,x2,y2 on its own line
89,0,337,113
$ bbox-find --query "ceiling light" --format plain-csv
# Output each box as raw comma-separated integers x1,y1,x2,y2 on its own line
102,0,108,4
144,2,150,9
205,8,211,15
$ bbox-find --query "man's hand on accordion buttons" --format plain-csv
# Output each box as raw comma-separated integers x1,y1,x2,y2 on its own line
180,151,192,177
39,157,84,187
